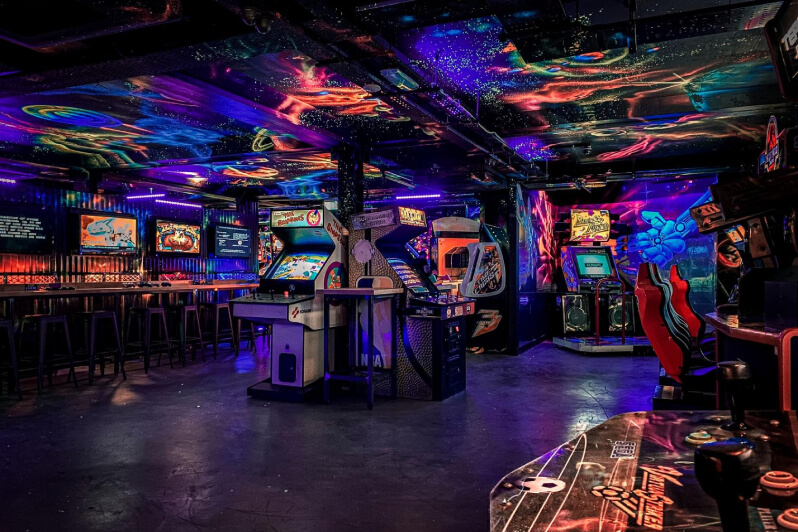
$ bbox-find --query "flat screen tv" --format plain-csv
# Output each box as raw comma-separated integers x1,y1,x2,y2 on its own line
269,252,328,281
213,224,252,258
154,220,201,255
0,203,55,253
78,213,137,254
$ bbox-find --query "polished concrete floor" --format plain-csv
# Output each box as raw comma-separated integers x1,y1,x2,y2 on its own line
0,341,659,532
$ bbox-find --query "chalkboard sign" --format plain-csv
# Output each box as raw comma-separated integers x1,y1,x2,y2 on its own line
0,203,55,253
213,225,251,257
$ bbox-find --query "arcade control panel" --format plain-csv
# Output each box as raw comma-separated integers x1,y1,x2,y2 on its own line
405,294,475,320
490,363,798,531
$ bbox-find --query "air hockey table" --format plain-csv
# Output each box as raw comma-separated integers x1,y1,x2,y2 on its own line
490,410,798,531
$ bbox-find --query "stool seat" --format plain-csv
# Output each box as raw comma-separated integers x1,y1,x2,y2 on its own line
0,319,21,399
20,314,76,394
199,302,235,357
124,307,172,373
74,310,125,384
167,304,207,364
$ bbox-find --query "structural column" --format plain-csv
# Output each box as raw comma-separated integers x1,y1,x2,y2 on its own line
336,144,365,227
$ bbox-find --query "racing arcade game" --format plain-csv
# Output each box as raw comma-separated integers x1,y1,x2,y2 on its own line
349,206,474,400
232,208,346,400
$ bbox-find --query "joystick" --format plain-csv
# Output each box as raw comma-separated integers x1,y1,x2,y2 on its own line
717,361,752,431
694,438,761,532
269,289,275,300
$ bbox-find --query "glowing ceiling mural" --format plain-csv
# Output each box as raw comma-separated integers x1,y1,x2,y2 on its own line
398,16,785,164
0,76,315,170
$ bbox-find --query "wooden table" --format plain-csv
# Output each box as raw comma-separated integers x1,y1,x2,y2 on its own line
705,312,798,410
318,288,403,409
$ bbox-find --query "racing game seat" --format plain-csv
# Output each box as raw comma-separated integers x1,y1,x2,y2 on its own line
635,263,715,406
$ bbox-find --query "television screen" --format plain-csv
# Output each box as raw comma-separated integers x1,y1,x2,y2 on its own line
270,252,328,281
79,213,137,254
155,220,201,254
214,225,251,258
0,203,55,253
575,252,613,278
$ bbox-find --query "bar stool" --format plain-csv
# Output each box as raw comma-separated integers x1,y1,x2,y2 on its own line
167,304,207,364
124,307,172,373
0,319,22,399
74,311,126,384
19,314,77,395
236,319,259,353
199,302,236,357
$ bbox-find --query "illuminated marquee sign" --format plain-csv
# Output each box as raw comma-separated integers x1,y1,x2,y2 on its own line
760,116,782,173
271,209,323,228
397,206,426,227
570,209,611,242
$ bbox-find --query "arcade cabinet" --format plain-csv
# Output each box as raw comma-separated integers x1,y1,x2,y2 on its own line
553,243,649,353
460,223,514,354
232,207,346,400
430,216,480,292
348,206,474,400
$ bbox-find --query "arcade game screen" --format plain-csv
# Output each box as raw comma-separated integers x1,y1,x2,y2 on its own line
387,257,427,293
575,252,613,278
79,214,137,254
155,220,201,254
270,252,327,281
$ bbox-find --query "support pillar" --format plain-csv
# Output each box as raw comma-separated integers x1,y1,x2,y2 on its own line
336,145,365,227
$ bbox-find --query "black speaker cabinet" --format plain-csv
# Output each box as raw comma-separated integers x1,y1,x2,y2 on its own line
563,295,590,333
608,295,635,333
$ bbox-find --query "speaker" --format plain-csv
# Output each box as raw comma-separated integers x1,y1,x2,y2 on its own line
278,352,297,383
563,295,590,332
608,295,634,333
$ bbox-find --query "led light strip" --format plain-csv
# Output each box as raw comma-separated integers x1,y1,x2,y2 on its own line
0,177,16,184
395,193,441,200
127,193,166,199
155,199,204,209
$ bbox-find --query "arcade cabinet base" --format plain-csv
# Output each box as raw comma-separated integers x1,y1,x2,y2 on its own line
553,336,652,354
247,378,321,403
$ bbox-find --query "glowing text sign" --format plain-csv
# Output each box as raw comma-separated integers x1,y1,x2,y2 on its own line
398,206,426,228
570,209,611,242
271,209,323,228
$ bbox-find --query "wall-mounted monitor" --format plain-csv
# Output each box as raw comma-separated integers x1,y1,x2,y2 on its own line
78,212,137,254
213,224,252,258
154,219,201,255
0,203,55,253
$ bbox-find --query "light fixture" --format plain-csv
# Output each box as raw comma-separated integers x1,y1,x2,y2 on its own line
127,193,165,200
395,193,441,200
155,199,204,209
0,177,16,184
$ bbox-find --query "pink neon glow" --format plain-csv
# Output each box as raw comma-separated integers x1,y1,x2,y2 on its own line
596,137,662,162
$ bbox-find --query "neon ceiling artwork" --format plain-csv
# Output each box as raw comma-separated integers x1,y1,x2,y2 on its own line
0,76,318,170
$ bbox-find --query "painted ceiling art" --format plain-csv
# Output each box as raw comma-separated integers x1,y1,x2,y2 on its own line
0,75,317,171
397,15,788,167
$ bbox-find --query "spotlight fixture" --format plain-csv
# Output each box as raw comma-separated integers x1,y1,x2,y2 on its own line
155,199,204,209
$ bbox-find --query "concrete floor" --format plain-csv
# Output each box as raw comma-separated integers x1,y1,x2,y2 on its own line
0,342,659,532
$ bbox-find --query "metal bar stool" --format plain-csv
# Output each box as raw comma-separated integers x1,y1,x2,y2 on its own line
124,307,172,373
19,314,77,394
199,302,237,357
75,311,126,384
167,304,207,365
0,319,22,399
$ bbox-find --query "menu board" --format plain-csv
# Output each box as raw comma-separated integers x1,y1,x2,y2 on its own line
79,213,137,254
0,203,55,253
214,225,251,257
